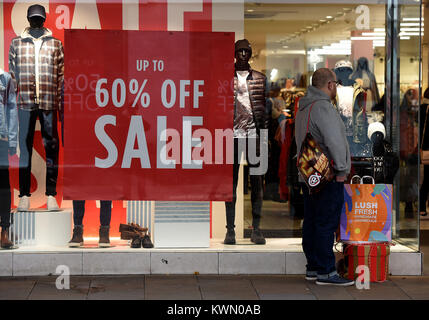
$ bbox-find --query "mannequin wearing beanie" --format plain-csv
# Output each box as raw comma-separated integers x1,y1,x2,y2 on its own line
9,4,63,212
334,60,369,157
224,39,267,246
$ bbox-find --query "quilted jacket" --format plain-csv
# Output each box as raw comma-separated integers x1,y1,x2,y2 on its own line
234,67,268,134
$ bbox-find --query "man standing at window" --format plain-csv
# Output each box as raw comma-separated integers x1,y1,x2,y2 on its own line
295,68,353,286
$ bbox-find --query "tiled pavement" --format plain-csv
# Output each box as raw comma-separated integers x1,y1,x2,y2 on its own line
1,275,429,300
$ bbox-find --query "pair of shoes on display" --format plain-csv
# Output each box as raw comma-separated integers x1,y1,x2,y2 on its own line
130,233,154,248
1,228,13,249
17,195,59,211
223,228,266,245
119,223,148,239
68,225,111,248
315,273,355,286
119,223,153,248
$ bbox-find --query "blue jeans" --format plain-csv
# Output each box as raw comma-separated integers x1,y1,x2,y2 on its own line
302,181,344,276
72,200,112,227
18,108,59,197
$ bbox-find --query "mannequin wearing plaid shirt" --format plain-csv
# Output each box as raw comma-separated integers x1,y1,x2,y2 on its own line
8,5,64,211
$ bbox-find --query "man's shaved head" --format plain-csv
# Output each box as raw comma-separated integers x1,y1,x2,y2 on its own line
312,68,336,89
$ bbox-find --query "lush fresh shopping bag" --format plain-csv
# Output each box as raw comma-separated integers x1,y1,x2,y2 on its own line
343,243,390,282
340,176,392,243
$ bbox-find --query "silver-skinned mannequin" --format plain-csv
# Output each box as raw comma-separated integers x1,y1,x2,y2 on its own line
224,39,268,245
9,4,64,212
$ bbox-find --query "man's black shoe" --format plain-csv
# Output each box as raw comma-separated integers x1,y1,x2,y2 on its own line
223,229,236,245
251,229,266,245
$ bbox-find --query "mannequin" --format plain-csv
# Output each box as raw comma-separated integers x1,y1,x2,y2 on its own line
0,69,17,249
351,57,380,111
334,60,371,157
9,4,64,211
224,39,268,245
367,122,399,184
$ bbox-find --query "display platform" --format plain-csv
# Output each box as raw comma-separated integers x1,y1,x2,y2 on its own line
10,209,72,247
0,238,421,276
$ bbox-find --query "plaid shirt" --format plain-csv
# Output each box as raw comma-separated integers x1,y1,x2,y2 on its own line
9,27,64,111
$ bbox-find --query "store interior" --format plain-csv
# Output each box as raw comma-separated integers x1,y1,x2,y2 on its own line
241,2,422,250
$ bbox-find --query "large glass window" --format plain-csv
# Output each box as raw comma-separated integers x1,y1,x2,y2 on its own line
243,0,421,250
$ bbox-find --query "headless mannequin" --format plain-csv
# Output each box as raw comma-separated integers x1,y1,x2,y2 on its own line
371,131,385,183
371,132,384,157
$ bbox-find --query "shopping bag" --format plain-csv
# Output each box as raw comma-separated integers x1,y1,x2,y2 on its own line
340,175,392,243
343,242,390,282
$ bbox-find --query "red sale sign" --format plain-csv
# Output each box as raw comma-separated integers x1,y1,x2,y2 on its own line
64,30,234,201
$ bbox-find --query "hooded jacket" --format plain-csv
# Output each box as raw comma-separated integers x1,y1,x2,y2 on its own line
0,69,18,148
9,27,64,111
295,86,351,179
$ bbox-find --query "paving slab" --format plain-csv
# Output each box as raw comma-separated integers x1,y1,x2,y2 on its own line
305,281,355,300
28,276,91,300
389,276,429,300
88,276,145,300
0,277,36,300
145,275,201,300
197,275,259,300
345,279,411,300
249,275,316,300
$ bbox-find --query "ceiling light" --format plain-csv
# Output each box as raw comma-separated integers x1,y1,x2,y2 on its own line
326,16,333,19
362,32,386,36
403,17,423,21
399,32,422,36
400,28,423,32
351,36,385,40
246,9,254,12
282,45,289,48
319,19,327,23
400,23,423,27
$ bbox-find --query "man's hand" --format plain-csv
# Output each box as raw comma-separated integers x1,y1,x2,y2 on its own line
8,147,16,156
336,175,346,182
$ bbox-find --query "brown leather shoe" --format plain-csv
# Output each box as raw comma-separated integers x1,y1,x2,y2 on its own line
119,223,148,234
1,228,13,249
120,230,141,240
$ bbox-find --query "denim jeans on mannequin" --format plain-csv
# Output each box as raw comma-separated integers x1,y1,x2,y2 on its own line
0,140,11,229
301,180,344,276
18,108,59,197
72,200,112,227
225,137,263,230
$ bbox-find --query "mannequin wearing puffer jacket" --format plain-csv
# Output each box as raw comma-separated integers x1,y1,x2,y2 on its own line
224,39,268,246
0,69,17,249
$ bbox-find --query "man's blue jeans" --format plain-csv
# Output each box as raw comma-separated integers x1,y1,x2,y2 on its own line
301,180,344,276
